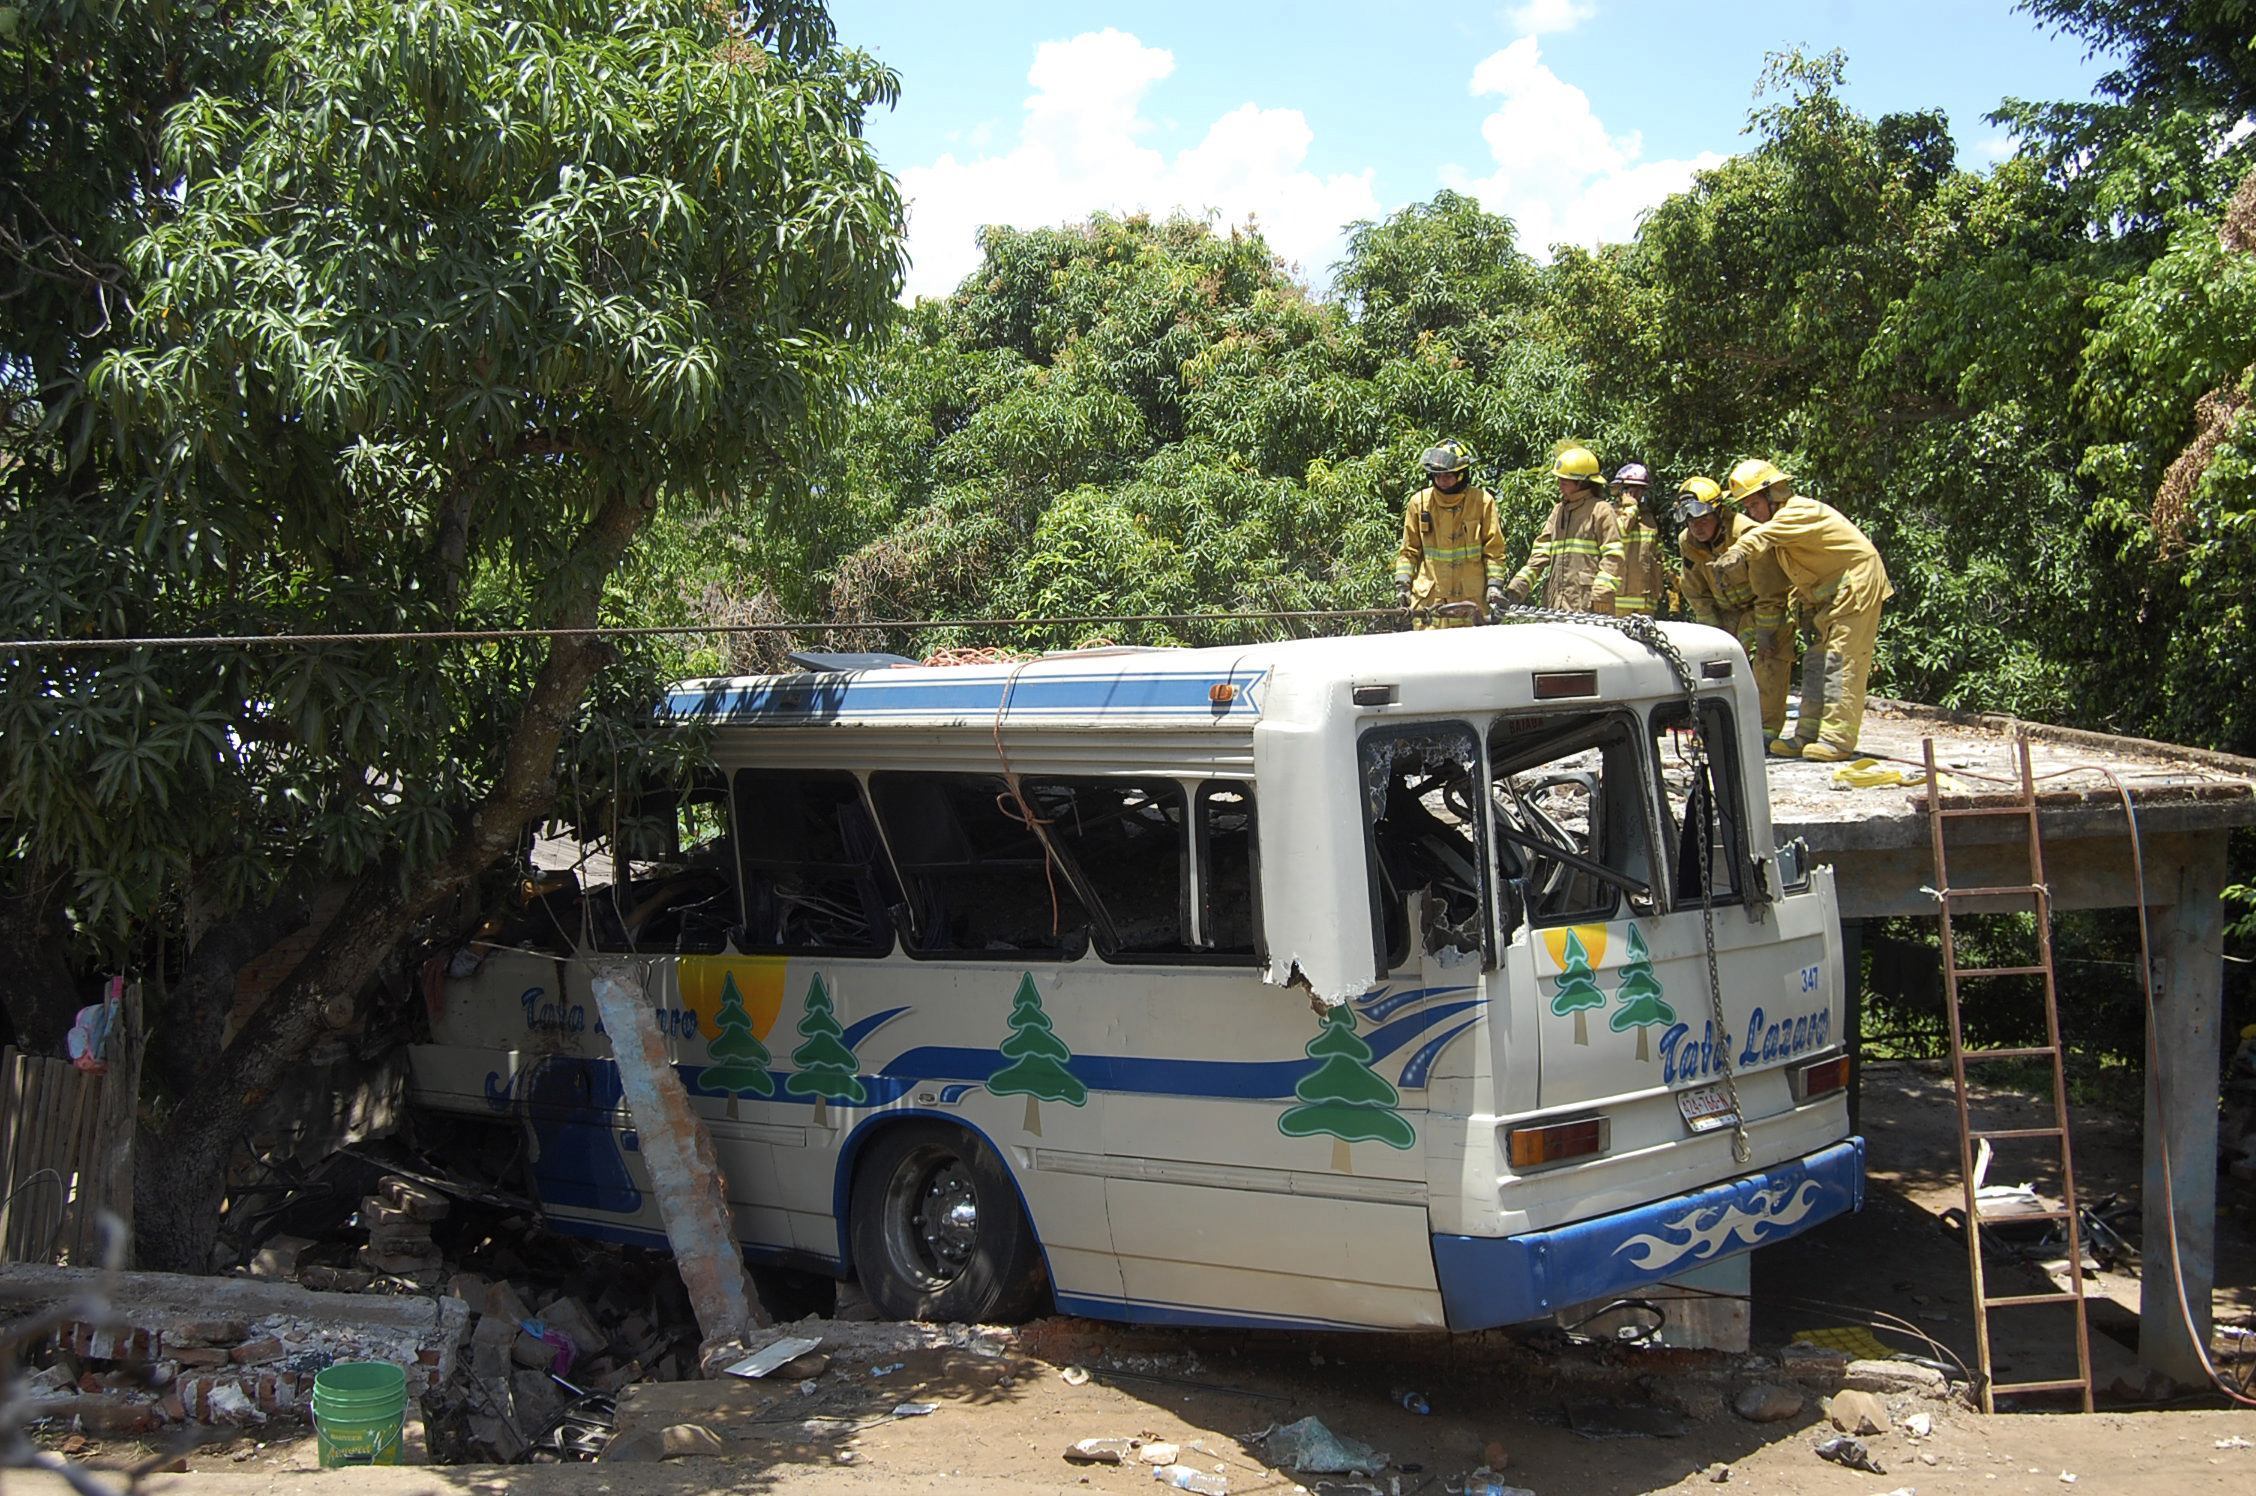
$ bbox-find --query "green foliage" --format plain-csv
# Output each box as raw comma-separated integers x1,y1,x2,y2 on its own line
1,0,902,953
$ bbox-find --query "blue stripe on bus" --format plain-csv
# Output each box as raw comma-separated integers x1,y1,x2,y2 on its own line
662,669,1266,723
874,999,1483,1100
1395,1018,1479,1090
505,994,1488,1121
1052,1291,1394,1333
1357,983,1475,1024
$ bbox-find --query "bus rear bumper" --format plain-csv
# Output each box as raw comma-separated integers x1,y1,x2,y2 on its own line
1430,1136,1864,1332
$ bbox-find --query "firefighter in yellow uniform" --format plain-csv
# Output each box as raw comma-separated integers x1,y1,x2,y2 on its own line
1674,476,1796,742
1394,439,1509,629
1505,446,1620,612
1714,459,1892,761
1599,462,1672,616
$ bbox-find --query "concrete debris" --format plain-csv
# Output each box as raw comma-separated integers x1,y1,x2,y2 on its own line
1732,1383,1805,1423
1259,1415,1389,1476
1065,1437,1139,1464
891,1401,939,1417
1843,1359,1952,1397
3,1264,464,1432
205,1383,261,1424
1824,1389,1890,1436
247,1235,315,1280
1138,1440,1182,1465
1706,1462,1732,1482
659,1422,729,1458
1904,1412,1935,1438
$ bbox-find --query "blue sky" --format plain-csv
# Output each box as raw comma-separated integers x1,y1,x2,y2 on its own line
828,1,2120,300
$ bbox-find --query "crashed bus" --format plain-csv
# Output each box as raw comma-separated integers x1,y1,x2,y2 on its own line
407,622,1861,1331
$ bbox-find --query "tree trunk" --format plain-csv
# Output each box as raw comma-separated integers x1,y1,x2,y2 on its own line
0,874,82,1054
151,883,316,1101
132,487,654,1272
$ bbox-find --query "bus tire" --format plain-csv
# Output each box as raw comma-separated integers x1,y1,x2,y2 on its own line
848,1122,1048,1323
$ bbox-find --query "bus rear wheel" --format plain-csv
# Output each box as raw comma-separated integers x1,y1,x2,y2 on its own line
848,1122,1047,1323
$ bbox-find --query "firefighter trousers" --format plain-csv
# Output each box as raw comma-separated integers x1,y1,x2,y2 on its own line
1792,590,1884,751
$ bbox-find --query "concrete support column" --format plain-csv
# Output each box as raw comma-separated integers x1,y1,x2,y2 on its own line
589,960,768,1354
2138,834,2228,1388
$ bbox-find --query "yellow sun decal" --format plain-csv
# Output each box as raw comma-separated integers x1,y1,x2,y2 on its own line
677,956,788,1042
1541,923,1609,972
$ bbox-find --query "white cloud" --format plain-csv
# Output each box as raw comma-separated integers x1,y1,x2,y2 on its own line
1505,0,1596,35
1444,36,1720,255
893,29,1379,300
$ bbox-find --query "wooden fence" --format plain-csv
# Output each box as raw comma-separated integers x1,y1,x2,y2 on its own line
0,987,141,1265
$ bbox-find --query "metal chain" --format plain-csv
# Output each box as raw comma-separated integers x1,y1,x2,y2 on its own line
1479,599,1755,1166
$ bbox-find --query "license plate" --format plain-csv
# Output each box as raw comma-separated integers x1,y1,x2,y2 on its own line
1677,1083,1739,1134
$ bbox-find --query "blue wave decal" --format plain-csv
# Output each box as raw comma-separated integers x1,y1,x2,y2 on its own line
1357,983,1477,1024
937,1083,981,1104
1396,1018,1479,1090
842,1005,911,1050
876,1000,1483,1101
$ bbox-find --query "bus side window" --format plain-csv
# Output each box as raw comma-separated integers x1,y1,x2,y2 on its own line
867,773,1090,958
1024,777,1195,959
1489,711,1657,934
1196,780,1260,959
592,777,736,954
1649,701,1746,905
733,769,897,956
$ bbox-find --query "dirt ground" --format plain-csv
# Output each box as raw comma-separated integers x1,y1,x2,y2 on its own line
24,1066,2255,1493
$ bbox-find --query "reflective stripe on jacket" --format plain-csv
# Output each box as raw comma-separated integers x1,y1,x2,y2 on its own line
1509,493,1621,613
1396,485,1510,609
1600,497,1672,616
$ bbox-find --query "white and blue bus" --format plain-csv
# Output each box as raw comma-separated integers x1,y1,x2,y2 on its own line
408,622,1860,1330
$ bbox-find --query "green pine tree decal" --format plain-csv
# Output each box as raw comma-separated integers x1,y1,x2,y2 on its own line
1278,1006,1416,1170
1551,927,1607,1046
703,971,774,1119
987,972,1087,1136
785,973,867,1119
1609,924,1676,1062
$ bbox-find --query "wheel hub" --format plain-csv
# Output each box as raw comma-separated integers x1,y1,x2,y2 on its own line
896,1156,979,1284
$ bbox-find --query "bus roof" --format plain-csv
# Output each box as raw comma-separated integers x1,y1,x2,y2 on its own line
661,621,1740,733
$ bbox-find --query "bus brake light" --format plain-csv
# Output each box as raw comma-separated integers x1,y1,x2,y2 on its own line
1794,1054,1850,1102
1506,1116,1608,1170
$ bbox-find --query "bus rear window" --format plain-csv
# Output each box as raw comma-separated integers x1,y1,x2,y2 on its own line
1650,700,1746,904
1360,723,1490,976
868,773,1090,958
1488,711,1658,936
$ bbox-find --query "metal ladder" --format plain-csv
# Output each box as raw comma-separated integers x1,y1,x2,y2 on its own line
1922,735,2095,1413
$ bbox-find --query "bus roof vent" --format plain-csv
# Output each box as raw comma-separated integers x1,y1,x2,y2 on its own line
786,650,920,673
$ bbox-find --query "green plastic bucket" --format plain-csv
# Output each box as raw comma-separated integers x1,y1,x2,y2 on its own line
310,1361,407,1467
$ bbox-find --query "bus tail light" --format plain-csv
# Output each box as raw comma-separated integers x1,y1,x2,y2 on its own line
1506,1115,1609,1170
1793,1054,1850,1102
